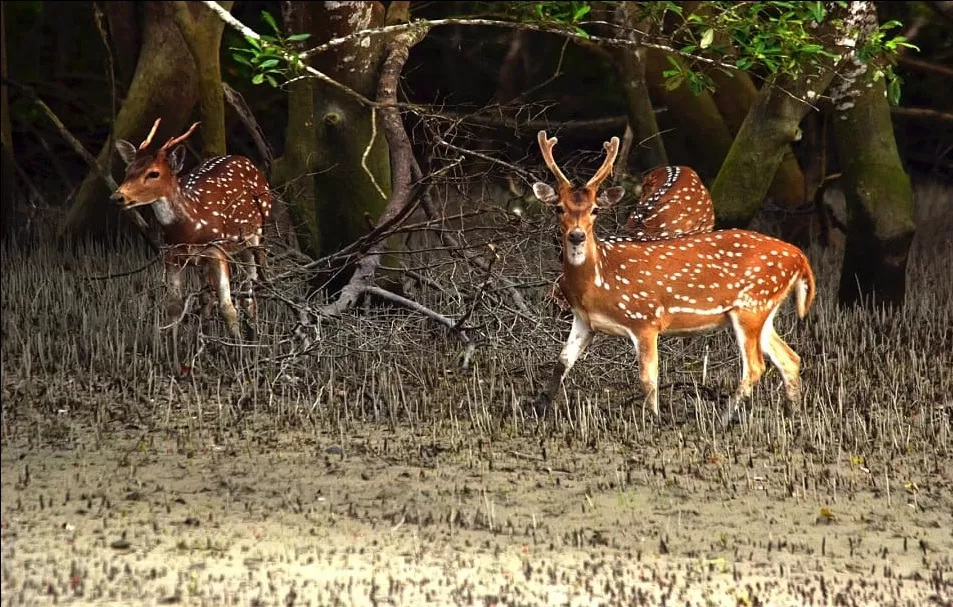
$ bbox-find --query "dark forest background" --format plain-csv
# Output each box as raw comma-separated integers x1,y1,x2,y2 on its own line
1,1,951,311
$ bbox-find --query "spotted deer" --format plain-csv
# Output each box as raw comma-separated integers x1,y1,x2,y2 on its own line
533,131,816,421
550,163,717,311
111,118,273,340
625,165,715,240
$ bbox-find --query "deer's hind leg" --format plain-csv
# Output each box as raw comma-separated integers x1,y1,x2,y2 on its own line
724,308,769,424
632,327,661,419
729,309,768,399
205,248,241,340
760,307,803,405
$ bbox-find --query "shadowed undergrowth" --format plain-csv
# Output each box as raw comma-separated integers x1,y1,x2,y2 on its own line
1,179,950,473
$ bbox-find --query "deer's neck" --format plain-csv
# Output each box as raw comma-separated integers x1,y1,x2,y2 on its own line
559,238,607,305
153,181,200,228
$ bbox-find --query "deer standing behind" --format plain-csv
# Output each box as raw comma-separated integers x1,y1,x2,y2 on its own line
625,165,715,240
533,131,816,422
112,118,273,340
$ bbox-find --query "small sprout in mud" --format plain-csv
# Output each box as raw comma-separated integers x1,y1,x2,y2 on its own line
816,507,836,525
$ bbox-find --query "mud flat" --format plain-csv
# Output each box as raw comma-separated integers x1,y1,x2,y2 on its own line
3,422,950,607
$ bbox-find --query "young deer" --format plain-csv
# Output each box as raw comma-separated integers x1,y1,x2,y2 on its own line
111,118,273,340
533,131,816,421
550,164,716,311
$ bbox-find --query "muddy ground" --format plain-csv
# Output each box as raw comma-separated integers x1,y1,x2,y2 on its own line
3,414,951,606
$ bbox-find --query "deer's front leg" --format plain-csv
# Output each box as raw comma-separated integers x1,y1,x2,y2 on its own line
535,312,594,415
238,235,260,322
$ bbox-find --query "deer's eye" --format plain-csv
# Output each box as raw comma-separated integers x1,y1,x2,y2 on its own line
146,171,160,180
591,207,600,216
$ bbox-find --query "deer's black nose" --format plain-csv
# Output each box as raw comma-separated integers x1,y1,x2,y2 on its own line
567,229,586,246
110,191,124,202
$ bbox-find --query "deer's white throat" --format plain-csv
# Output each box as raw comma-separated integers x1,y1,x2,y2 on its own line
152,198,177,226
565,242,587,266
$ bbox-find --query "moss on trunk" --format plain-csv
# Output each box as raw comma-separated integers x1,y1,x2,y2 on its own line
59,1,198,239
710,67,835,228
171,1,233,158
831,38,915,307
710,70,805,209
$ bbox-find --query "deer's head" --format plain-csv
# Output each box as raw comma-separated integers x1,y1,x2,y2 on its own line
111,118,199,208
532,131,626,266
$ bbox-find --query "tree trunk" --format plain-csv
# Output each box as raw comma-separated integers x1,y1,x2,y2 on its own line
670,2,807,210
644,48,732,183
272,1,392,266
605,2,667,175
709,65,837,228
103,1,142,90
59,0,198,240
831,2,916,308
272,1,319,253
1,0,14,240
171,0,232,158
709,70,806,209
309,1,391,260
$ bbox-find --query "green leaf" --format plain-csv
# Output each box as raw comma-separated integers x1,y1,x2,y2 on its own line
252,73,265,85
700,28,714,49
265,74,279,88
887,76,902,106
231,53,252,67
245,36,261,50
286,33,312,42
572,4,590,21
574,25,590,39
259,58,280,69
664,74,684,91
260,10,279,35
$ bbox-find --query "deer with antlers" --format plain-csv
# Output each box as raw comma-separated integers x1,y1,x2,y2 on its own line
550,163,717,311
533,131,816,421
111,118,273,340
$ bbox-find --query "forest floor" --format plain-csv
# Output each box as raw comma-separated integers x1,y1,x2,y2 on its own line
3,179,953,606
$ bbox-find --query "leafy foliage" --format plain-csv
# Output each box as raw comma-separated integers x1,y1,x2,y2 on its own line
522,1,918,104
229,10,311,88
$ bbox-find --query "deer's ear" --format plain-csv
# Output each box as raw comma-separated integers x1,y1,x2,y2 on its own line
168,145,187,174
532,182,559,205
598,186,626,207
115,140,138,165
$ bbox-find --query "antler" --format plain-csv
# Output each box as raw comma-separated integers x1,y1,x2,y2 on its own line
585,136,620,190
537,131,572,191
138,118,162,151
161,122,201,152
